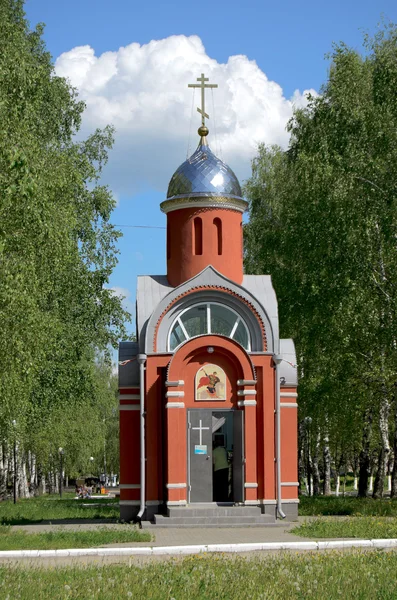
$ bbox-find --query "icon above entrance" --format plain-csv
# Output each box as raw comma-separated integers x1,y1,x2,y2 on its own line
195,364,226,401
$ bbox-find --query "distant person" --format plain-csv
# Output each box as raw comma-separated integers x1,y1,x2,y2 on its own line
213,437,229,501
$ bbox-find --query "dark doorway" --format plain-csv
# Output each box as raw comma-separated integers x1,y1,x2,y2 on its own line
212,411,233,502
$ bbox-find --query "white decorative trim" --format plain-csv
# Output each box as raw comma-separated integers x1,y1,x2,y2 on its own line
166,483,186,489
166,391,185,398
280,392,298,398
118,394,140,400
119,405,140,411
281,482,299,487
237,379,257,386
258,499,277,505
280,403,298,408
165,402,185,409
165,380,184,387
237,400,257,407
161,197,248,214
244,483,258,488
119,484,140,489
237,390,257,396
244,500,260,505
166,500,187,506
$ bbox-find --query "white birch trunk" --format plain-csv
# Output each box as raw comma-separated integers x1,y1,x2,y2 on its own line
335,475,340,497
373,394,390,498
18,456,29,498
323,431,332,496
30,453,37,496
388,475,392,492
40,473,46,495
0,445,8,498
369,476,373,491
354,476,358,491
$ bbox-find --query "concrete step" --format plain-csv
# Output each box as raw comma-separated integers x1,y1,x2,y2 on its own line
143,522,282,529
154,514,274,526
167,506,262,518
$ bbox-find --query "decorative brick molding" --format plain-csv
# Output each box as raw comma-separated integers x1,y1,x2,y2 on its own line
189,206,242,216
153,285,267,352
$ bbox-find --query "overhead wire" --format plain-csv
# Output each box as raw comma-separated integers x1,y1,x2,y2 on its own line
113,225,166,229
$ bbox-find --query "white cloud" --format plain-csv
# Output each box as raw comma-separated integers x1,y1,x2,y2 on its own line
108,286,134,314
55,35,317,197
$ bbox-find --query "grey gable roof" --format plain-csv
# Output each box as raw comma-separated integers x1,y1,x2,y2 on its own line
136,267,279,354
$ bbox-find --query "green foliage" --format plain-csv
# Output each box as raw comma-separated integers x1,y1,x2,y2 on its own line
244,23,397,471
0,495,120,524
2,553,397,599
0,1,128,475
0,524,150,549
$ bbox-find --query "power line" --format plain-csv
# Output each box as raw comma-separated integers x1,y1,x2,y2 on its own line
113,224,166,230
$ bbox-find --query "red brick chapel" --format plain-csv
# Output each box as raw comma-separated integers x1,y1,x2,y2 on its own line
118,74,298,525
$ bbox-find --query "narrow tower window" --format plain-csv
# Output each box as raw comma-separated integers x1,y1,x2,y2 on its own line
193,217,203,255
213,217,222,255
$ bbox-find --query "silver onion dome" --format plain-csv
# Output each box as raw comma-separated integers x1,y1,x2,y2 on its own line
160,131,247,214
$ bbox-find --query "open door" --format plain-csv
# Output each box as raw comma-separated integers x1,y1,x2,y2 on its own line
188,409,213,502
233,410,244,503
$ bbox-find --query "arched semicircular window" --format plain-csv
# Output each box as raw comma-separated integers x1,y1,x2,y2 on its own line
168,302,251,352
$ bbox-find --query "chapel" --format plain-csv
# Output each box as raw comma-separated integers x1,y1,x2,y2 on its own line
118,74,298,525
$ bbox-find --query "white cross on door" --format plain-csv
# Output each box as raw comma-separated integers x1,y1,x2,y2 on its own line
192,419,210,446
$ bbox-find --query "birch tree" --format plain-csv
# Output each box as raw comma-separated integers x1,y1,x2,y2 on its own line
244,24,397,496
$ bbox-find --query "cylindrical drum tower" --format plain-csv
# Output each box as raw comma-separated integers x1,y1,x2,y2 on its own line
160,126,247,287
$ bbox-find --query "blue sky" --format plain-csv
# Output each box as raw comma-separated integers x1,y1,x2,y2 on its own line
25,0,397,338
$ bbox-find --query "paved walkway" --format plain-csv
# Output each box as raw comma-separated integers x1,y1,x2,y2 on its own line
0,520,314,566
10,520,308,545
2,519,392,568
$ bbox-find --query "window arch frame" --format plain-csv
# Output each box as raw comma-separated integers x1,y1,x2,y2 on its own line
167,301,251,352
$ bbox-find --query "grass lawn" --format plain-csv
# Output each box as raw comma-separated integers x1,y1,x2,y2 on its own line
293,516,397,539
0,525,150,550
299,495,397,516
1,551,397,599
0,494,120,525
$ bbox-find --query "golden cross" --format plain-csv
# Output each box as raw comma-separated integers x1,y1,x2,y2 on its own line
188,73,218,127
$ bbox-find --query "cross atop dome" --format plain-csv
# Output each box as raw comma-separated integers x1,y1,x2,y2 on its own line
188,73,218,136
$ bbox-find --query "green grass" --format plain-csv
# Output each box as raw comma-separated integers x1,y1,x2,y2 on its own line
1,552,397,598
0,525,150,550
299,495,397,516
0,494,120,525
292,516,397,539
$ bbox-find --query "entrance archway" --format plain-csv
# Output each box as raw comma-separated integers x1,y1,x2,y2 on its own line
165,335,256,506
